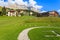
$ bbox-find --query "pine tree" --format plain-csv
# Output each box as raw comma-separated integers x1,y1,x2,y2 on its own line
2,6,6,16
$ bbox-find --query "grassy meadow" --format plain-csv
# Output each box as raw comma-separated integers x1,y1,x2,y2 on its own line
0,16,60,40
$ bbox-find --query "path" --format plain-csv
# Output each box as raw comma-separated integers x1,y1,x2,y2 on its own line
17,27,40,40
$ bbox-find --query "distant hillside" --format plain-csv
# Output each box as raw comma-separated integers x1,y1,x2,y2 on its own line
0,6,2,11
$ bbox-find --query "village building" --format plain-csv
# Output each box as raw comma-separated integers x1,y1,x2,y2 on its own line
36,12,49,17
7,9,16,16
49,11,59,17
7,7,39,17
7,9,33,17
36,11,59,17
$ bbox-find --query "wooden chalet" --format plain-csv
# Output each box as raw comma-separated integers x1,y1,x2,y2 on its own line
36,11,59,17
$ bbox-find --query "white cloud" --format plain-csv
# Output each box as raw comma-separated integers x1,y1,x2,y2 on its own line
33,5,43,9
0,0,43,10
15,0,25,5
0,0,10,7
0,0,5,6
57,9,60,12
57,9,60,14
29,0,36,6
8,0,15,4
29,0,43,10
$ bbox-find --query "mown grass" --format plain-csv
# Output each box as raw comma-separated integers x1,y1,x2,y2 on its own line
28,28,60,40
0,16,60,40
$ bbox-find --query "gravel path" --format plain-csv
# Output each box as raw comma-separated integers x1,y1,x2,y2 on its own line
17,27,40,40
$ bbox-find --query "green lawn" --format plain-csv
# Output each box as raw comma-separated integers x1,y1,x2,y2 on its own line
0,16,60,40
29,28,60,40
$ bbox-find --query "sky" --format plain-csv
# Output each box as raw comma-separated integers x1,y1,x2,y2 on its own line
0,0,60,12
35,0,60,11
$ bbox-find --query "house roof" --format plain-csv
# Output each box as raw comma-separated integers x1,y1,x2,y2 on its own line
48,11,59,14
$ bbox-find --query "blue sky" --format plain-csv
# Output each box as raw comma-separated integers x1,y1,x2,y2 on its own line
35,0,60,11
1,0,60,11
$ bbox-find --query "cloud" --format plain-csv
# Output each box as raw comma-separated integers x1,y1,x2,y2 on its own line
7,0,28,8
29,0,43,9
8,0,15,4
15,0,25,5
0,0,43,10
0,0,10,7
57,9,60,14
0,0,5,6
33,5,43,9
29,0,36,6
57,9,60,12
